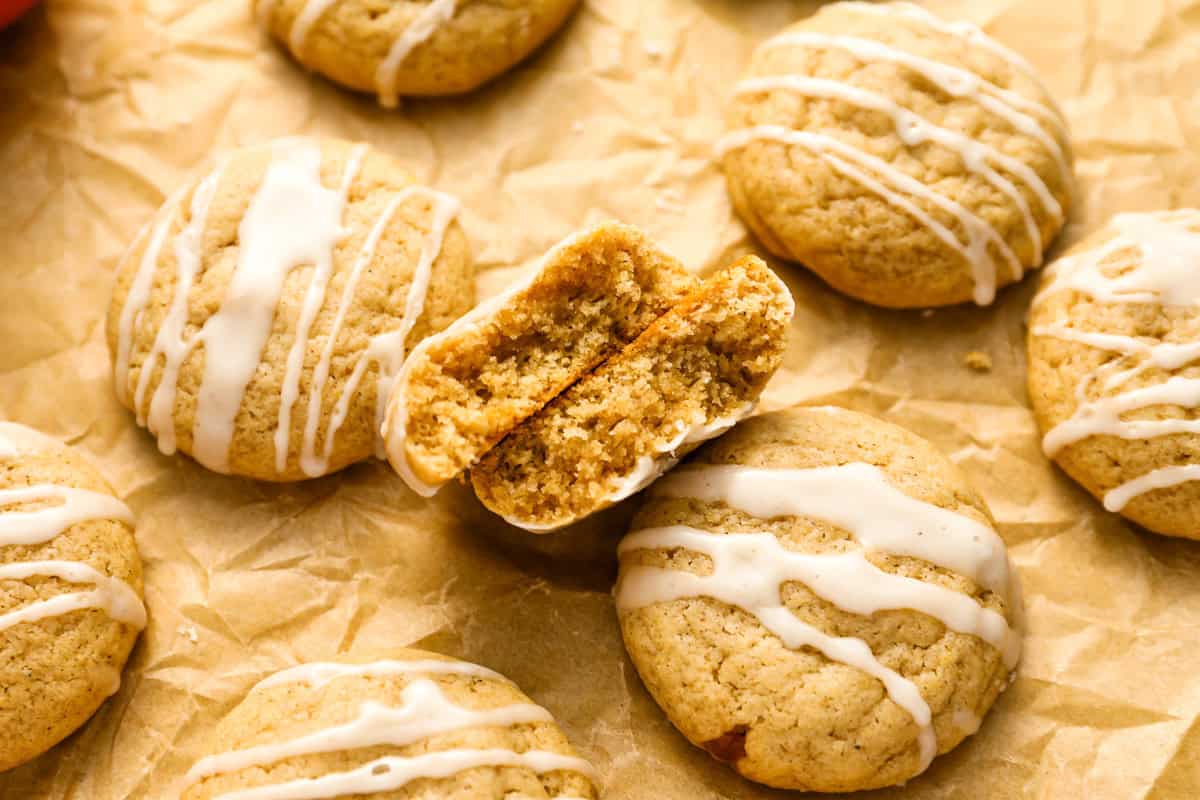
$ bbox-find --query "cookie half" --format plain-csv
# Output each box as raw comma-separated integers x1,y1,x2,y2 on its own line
180,649,598,799
254,0,581,106
0,422,145,772
718,1,1073,307
616,406,1021,791
1027,209,1200,539
471,255,793,531
383,222,698,496
108,136,472,481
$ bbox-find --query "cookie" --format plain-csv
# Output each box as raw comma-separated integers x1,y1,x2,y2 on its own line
383,222,698,496
180,649,598,799
1027,210,1200,539
107,136,473,482
471,255,793,532
718,1,1073,308
0,422,145,773
254,0,581,107
615,406,1021,791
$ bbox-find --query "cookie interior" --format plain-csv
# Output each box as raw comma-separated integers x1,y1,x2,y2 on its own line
388,222,698,491
470,255,793,530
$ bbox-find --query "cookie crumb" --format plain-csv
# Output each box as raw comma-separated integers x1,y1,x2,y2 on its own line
178,624,199,644
964,351,992,372
703,725,749,763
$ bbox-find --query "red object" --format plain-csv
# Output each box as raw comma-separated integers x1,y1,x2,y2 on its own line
0,0,40,30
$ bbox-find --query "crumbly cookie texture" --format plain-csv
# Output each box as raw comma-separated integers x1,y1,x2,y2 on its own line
254,0,581,106
180,648,598,800
107,136,472,482
1027,209,1200,539
0,423,144,773
384,222,698,495
616,406,1021,792
471,255,793,532
719,0,1073,308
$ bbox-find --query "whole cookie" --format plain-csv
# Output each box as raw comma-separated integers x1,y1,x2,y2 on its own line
1027,210,1200,539
0,422,145,773
719,1,1073,308
254,0,581,106
616,406,1021,792
107,136,473,482
181,649,598,799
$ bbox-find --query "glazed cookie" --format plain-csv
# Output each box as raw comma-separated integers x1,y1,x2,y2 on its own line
616,406,1021,792
180,649,598,799
1027,210,1200,539
254,0,581,106
384,223,698,496
471,255,793,532
108,136,472,482
0,422,145,773
718,1,1073,308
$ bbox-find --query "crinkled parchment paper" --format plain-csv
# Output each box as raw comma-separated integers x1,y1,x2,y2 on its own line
2,0,1200,797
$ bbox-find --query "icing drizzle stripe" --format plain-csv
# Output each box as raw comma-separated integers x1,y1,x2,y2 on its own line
715,125,1021,305
1032,211,1200,508
183,661,593,800
618,456,1020,775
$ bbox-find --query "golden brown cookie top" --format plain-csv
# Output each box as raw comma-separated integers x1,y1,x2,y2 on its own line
181,648,598,800
107,137,473,482
0,422,144,772
616,406,1021,791
719,1,1073,308
255,0,581,105
1027,209,1200,539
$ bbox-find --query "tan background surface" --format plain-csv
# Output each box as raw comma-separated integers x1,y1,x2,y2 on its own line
1,0,1199,797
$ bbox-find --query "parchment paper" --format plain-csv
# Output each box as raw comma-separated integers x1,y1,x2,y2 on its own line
2,0,1200,797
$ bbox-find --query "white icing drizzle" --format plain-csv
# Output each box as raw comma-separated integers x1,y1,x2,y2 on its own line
376,0,459,108
618,526,1019,667
500,405,757,534
129,164,226,457
618,459,1021,774
298,186,461,476
274,143,369,474
383,228,596,497
715,125,1020,305
210,748,594,800
734,75,1062,262
261,0,460,107
185,679,552,784
256,658,505,692
760,32,1070,160
1033,211,1200,508
114,139,458,478
0,560,146,632
192,139,358,474
652,463,1014,597
842,2,1046,90
112,184,189,407
0,460,145,649
0,485,134,546
288,0,339,54
184,660,594,800
0,422,61,461
719,16,1071,305
1103,466,1200,512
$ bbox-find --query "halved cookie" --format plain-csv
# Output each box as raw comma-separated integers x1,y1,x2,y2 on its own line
383,223,698,495
470,255,794,531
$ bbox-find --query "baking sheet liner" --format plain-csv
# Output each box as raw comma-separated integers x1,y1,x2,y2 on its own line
2,0,1200,796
